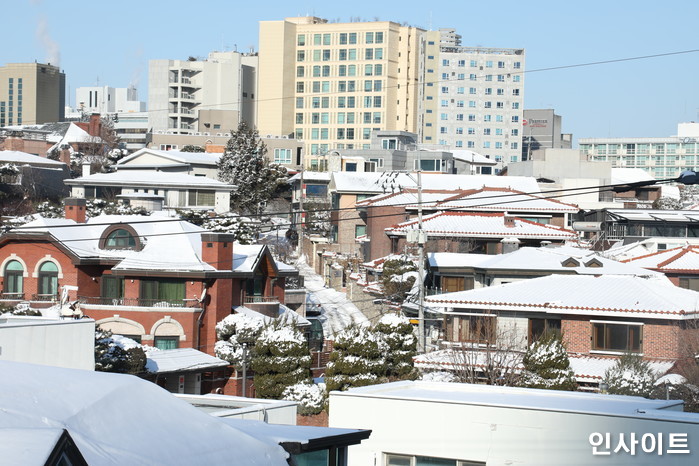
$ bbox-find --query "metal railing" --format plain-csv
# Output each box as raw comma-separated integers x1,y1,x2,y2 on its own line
243,296,280,304
31,293,59,302
286,276,305,290
0,292,24,300
79,296,200,308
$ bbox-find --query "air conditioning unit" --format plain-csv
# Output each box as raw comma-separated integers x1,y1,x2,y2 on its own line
203,132,210,136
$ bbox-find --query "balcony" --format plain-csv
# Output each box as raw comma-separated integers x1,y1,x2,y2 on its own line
79,296,201,309
0,292,24,301
243,295,280,317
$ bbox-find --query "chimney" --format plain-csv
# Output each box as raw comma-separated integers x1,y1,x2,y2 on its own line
88,113,102,137
501,237,521,254
82,161,92,177
201,233,235,270
64,198,87,223
503,213,516,228
5,135,24,152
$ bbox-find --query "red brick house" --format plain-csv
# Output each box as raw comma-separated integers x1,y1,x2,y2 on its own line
424,274,699,385
622,245,699,291
0,198,298,392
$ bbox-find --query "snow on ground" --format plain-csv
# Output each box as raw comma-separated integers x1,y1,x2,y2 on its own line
296,256,369,340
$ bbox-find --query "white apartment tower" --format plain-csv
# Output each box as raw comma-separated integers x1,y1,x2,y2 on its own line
76,85,146,115
148,51,257,135
258,17,423,156
420,29,525,171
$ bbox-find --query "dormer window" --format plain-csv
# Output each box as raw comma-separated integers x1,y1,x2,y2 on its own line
100,225,142,251
561,258,580,267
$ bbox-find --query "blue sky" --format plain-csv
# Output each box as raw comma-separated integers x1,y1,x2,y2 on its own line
8,0,699,142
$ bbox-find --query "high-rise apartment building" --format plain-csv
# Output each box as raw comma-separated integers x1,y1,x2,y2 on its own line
148,51,257,135
258,17,423,155
420,29,524,170
0,62,65,126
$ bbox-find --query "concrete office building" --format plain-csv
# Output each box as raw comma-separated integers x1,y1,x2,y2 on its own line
148,51,257,135
0,62,65,126
258,16,423,156
75,85,146,115
420,29,525,172
521,108,572,160
579,122,699,179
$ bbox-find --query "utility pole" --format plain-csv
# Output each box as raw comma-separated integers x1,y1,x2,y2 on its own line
298,168,304,260
416,169,426,353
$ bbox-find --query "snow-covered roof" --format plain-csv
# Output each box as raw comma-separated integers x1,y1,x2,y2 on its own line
607,209,699,223
0,360,288,465
145,348,229,373
334,380,693,421
233,305,311,327
47,122,100,154
386,212,578,240
288,171,332,182
429,187,579,212
118,148,222,166
428,246,662,277
331,172,541,195
611,168,655,185
414,350,676,384
623,245,699,272
65,170,236,189
426,274,699,319
451,149,498,165
355,190,459,208
0,150,66,167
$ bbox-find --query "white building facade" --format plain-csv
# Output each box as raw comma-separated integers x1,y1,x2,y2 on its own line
148,51,257,135
76,85,146,114
579,122,699,179
420,29,525,172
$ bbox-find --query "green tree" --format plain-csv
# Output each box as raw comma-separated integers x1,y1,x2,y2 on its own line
325,324,388,392
519,331,577,391
374,314,418,380
251,323,312,399
217,121,288,214
94,327,146,374
603,353,657,397
380,258,417,303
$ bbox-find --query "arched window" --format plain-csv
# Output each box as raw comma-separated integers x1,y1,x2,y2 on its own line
3,260,24,297
106,229,137,249
38,261,59,298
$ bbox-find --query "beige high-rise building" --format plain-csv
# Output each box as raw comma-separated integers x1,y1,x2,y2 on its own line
258,17,423,156
0,62,65,126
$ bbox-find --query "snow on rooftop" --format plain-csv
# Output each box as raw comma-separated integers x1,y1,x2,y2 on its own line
386,212,578,239
145,348,229,373
66,170,235,188
431,188,579,212
335,380,696,421
624,245,699,271
611,167,655,184
426,274,699,319
288,171,332,182
0,150,66,166
451,149,498,165
118,148,222,166
0,360,288,465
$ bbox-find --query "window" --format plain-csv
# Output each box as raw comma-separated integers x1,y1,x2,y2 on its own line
296,50,305,62
3,260,23,297
297,34,305,46
38,261,58,298
467,128,475,135
446,314,496,344
355,225,367,238
101,276,124,301
513,75,521,82
514,61,521,69
485,74,492,82
106,229,137,249
469,73,477,81
469,87,476,95
188,190,215,207
274,148,292,164
296,66,304,78
458,59,466,67
512,89,520,96
485,60,493,68
511,115,519,122
512,102,520,109
375,31,383,43
296,97,304,109
592,322,642,353
154,336,179,350
141,279,185,306
415,159,444,171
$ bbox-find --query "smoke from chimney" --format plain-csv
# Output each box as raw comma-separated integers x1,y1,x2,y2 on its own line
36,15,60,67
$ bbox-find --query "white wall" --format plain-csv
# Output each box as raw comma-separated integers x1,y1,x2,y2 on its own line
330,383,699,465
0,317,95,370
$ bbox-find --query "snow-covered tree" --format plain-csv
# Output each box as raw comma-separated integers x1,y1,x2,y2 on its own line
217,121,288,214
603,353,657,397
181,144,205,152
519,331,577,391
380,258,418,303
251,323,312,400
94,327,146,374
652,197,683,210
374,314,418,380
325,324,389,392
214,313,265,369
282,382,326,415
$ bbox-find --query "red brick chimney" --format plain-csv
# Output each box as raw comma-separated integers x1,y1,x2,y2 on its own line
88,113,102,137
201,233,235,271
64,198,87,223
5,136,24,152
504,213,516,228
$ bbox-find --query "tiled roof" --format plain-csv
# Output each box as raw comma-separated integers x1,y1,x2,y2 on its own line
145,348,228,373
623,245,699,272
386,212,578,239
426,274,699,319
429,187,579,212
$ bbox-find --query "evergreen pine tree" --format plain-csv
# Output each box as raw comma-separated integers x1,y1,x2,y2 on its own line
519,331,577,391
604,353,657,397
251,322,312,399
217,121,288,214
214,313,265,369
94,328,146,374
374,314,418,380
325,324,389,392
